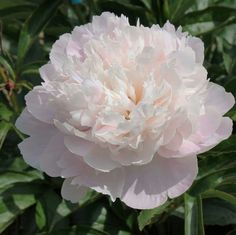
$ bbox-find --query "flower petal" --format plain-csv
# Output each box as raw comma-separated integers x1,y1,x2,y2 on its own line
64,136,120,172
18,126,65,177
25,87,58,124
71,167,125,201
120,155,197,209
61,178,88,203
206,83,235,115
15,108,51,136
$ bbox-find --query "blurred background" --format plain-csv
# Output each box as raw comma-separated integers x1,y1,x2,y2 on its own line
0,0,236,234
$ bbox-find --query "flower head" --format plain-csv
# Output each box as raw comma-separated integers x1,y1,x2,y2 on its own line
16,12,235,209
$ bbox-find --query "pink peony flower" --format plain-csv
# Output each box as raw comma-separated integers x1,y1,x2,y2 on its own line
16,12,235,209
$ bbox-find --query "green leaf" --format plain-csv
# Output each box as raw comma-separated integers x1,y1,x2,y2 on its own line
137,201,171,231
0,55,15,80
0,194,36,233
21,60,46,76
98,0,149,26
17,0,62,67
179,6,236,25
72,199,131,235
0,5,34,20
225,79,236,97
189,167,236,197
221,39,236,75
0,0,35,9
0,103,13,121
0,121,12,149
184,194,205,235
203,198,236,226
0,183,42,233
197,135,236,179
169,0,197,22
35,190,78,231
217,184,236,197
202,189,236,206
0,170,42,189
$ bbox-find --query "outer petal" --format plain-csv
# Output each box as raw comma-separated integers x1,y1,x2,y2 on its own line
18,127,59,174
50,33,71,70
188,37,204,64
15,108,51,136
71,167,125,201
197,117,233,153
25,87,58,124
17,112,65,177
198,107,222,137
61,178,88,203
39,63,62,82
205,83,235,115
120,155,198,209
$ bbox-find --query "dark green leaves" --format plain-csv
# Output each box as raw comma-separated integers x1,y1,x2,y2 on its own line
0,103,13,121
203,198,236,226
0,121,11,149
138,201,171,230
17,0,62,67
184,194,205,235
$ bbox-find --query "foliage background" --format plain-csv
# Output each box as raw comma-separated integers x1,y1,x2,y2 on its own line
0,0,236,234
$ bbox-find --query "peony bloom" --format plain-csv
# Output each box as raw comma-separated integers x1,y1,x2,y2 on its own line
16,12,235,209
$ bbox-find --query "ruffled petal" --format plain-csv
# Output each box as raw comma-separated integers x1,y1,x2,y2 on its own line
205,83,235,115
64,136,120,172
25,87,58,124
120,155,198,209
61,178,88,203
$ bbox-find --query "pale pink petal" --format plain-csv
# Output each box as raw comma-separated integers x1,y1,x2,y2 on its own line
61,178,88,203
39,63,62,82
188,37,204,64
15,108,51,136
165,132,183,151
25,87,57,124
198,108,222,137
18,126,55,170
198,117,233,153
71,167,125,201
50,33,71,70
110,139,157,166
18,127,65,177
158,139,200,158
120,155,198,209
173,47,196,76
64,136,120,172
206,83,235,115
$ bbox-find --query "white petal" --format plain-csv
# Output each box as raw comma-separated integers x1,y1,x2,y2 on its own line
110,138,157,166
173,47,196,76
64,136,120,172
71,167,125,201
39,64,61,82
188,37,204,64
198,107,222,137
50,33,71,70
18,127,64,177
205,83,235,115
61,178,88,203
25,87,57,124
15,109,51,135
198,117,233,153
120,155,198,209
